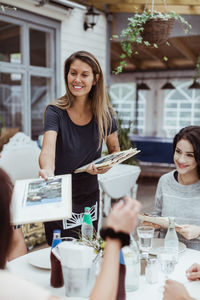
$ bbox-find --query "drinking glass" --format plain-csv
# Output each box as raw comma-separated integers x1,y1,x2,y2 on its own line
158,247,178,291
137,226,154,259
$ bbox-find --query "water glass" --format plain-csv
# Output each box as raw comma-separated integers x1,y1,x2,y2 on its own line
158,247,178,292
145,258,159,284
137,226,154,259
122,245,140,291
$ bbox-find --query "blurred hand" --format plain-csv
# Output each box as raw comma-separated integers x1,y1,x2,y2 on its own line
186,263,200,281
176,225,200,240
142,221,161,229
39,169,54,181
86,163,111,175
106,196,141,234
163,279,193,300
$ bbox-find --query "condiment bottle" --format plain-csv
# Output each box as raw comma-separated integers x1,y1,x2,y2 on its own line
50,229,64,288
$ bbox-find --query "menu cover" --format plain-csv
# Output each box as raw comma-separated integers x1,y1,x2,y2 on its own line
74,147,140,174
11,174,72,225
138,214,183,229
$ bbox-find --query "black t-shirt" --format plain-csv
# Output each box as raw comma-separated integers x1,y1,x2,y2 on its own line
44,104,118,176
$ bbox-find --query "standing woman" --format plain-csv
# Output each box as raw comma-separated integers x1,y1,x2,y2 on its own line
39,51,120,245
147,126,200,250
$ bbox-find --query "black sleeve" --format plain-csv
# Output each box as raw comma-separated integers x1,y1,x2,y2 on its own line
108,113,118,135
44,105,60,133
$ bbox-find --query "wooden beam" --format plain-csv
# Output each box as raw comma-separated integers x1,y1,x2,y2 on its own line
88,0,200,5
107,4,200,14
169,38,196,63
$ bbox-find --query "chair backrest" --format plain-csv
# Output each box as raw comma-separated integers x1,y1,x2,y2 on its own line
0,132,41,182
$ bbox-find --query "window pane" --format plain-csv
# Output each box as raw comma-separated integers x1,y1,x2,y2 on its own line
30,29,51,67
31,76,51,139
180,103,191,109
0,21,21,63
180,112,190,118
166,111,177,117
166,103,177,109
0,72,23,129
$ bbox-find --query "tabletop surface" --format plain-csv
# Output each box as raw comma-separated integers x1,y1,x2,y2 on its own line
7,245,200,300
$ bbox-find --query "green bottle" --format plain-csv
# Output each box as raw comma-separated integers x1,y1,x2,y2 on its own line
81,207,93,240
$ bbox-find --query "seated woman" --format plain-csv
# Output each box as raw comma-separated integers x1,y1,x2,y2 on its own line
0,167,141,300
145,126,200,250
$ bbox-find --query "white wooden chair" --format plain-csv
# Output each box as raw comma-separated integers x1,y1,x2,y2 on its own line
0,132,45,250
0,132,40,183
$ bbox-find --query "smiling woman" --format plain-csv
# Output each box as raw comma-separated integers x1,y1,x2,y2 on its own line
39,51,120,245
145,126,200,250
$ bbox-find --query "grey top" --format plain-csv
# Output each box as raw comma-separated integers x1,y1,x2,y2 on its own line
154,170,200,250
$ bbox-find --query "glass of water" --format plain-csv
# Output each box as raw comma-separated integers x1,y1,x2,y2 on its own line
137,226,154,259
158,247,178,291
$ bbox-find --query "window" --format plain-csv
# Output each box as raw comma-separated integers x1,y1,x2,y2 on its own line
109,83,146,134
0,9,60,139
164,81,200,137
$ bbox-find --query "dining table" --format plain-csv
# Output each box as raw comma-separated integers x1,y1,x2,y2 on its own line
7,240,200,300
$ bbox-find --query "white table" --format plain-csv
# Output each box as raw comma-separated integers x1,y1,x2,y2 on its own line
7,245,200,300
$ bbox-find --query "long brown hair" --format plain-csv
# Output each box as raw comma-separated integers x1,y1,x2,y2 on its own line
0,168,13,269
50,51,114,147
173,126,200,178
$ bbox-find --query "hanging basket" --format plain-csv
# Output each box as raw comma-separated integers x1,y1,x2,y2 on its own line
141,18,175,45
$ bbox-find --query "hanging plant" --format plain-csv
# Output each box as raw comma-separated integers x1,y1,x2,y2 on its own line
112,6,192,74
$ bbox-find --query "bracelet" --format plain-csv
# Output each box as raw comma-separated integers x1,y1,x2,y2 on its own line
100,227,130,248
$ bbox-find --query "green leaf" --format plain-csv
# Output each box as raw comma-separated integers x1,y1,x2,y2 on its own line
120,53,126,59
163,56,168,61
153,43,158,48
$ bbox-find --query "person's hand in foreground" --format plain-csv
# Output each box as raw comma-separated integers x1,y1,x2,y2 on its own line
176,225,200,240
163,280,195,300
106,196,141,234
90,197,141,300
186,263,200,281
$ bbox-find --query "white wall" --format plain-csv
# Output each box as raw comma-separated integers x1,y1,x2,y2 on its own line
1,0,107,95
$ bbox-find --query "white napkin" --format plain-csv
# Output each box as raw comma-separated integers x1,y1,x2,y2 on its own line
56,241,95,269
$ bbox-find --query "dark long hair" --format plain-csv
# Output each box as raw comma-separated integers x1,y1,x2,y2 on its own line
173,126,200,178
0,168,13,269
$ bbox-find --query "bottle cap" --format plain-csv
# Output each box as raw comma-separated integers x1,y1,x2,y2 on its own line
84,207,91,212
53,229,61,233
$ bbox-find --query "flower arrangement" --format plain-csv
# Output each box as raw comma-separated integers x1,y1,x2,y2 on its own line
112,10,192,74
78,230,106,254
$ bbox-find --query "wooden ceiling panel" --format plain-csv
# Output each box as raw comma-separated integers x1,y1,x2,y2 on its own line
111,35,200,73
71,0,200,14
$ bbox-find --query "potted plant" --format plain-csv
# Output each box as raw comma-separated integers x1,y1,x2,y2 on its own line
112,9,191,74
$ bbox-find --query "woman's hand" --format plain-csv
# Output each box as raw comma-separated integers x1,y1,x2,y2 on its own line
176,225,200,240
86,163,111,175
39,169,54,181
163,280,194,300
142,221,161,229
106,196,141,234
186,263,200,281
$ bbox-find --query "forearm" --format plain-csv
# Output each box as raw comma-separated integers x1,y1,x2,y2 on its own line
7,228,27,261
90,238,121,300
39,150,55,173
